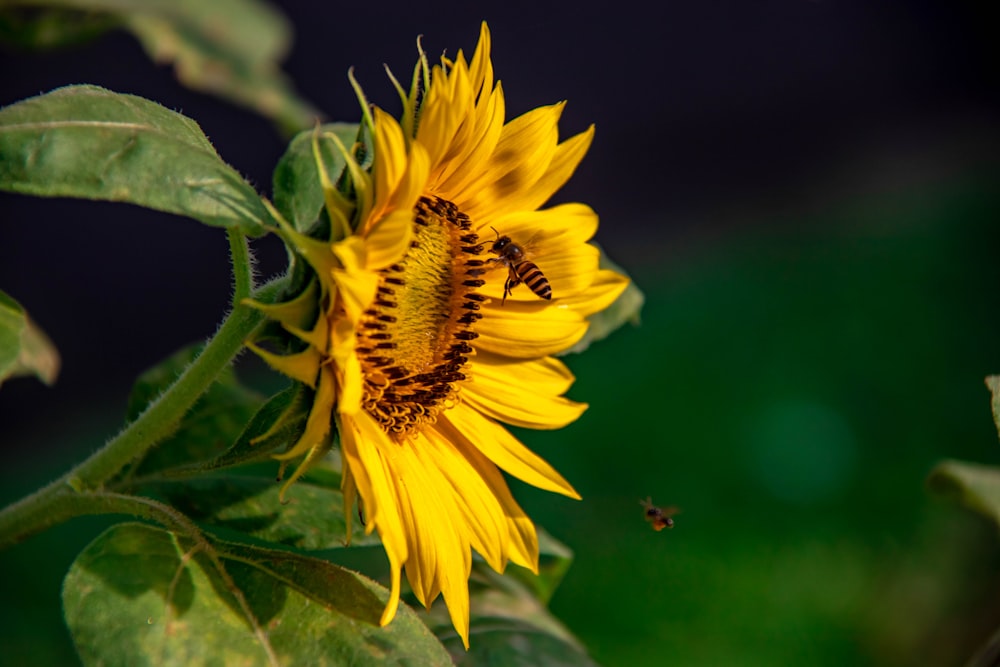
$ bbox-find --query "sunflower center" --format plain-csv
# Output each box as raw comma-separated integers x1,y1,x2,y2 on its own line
355,196,486,439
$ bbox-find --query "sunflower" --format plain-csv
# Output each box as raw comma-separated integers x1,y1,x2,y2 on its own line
252,22,628,647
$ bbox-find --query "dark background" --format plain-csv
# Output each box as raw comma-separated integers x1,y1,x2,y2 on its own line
2,2,1000,665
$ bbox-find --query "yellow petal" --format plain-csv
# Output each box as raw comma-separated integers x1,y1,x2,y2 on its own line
486,202,598,247
331,265,379,325
372,108,409,217
478,242,599,304
339,413,408,625
274,365,336,460
463,354,587,429
241,278,320,334
559,268,630,317
386,139,430,215
245,343,321,389
435,83,505,196
337,349,363,416
515,125,595,214
444,402,580,499
467,22,494,101
460,103,563,221
434,415,540,571
364,209,413,271
475,301,587,358
420,427,508,572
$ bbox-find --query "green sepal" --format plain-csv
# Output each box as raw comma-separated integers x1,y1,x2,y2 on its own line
0,85,270,234
0,289,60,387
62,522,452,666
563,245,644,355
272,123,361,233
200,381,313,471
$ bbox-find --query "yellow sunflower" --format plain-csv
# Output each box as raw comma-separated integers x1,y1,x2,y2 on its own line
253,22,628,647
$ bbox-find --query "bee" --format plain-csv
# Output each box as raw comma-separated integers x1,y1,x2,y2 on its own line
489,227,552,304
640,497,679,531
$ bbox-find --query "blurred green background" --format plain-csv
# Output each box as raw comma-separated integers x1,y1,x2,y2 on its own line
4,172,1000,666
522,175,1000,666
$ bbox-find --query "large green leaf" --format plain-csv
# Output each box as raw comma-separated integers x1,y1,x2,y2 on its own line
141,468,381,551
123,344,264,477
564,245,644,355
2,0,318,134
426,558,597,666
272,123,361,232
0,85,269,234
63,522,451,666
0,289,59,387
927,459,1000,528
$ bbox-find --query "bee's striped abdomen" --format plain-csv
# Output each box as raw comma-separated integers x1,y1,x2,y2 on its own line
514,261,552,300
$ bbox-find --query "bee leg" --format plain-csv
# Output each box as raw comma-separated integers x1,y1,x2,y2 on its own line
502,276,521,305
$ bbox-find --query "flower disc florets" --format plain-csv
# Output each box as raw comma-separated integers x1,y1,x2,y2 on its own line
358,196,486,437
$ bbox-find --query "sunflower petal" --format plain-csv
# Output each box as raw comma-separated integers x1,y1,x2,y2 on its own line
463,354,587,429
475,301,588,358
445,402,580,499
559,268,631,317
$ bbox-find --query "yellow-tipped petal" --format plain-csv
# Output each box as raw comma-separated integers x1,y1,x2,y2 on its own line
241,278,319,334
274,365,336,461
245,343,321,389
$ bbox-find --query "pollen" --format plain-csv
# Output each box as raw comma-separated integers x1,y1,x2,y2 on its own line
356,196,484,438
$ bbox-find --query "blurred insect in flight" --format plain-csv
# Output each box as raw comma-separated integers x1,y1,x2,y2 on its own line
640,497,679,531
488,227,552,304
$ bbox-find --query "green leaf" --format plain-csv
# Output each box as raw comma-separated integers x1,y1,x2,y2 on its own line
426,558,597,666
927,459,1000,527
0,84,269,234
986,375,1000,440
4,0,318,134
200,382,312,471
120,0,320,136
272,123,361,232
563,245,644,355
124,344,263,476
63,522,452,666
142,469,380,551
0,289,60,387
0,7,118,49
502,528,573,605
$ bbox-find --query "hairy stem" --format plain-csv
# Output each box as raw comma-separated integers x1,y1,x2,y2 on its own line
0,261,286,549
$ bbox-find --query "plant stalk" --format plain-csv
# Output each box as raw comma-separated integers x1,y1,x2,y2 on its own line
0,233,285,549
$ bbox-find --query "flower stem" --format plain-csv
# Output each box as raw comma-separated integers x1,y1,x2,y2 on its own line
0,249,286,549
